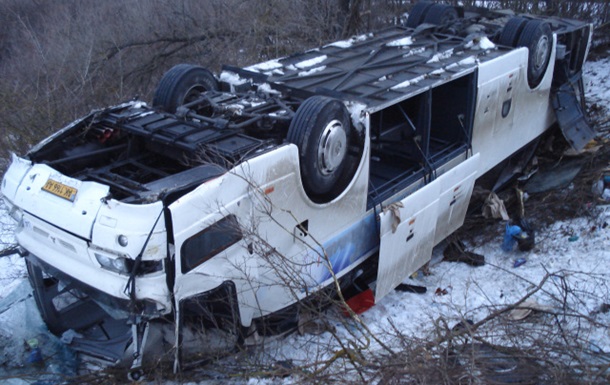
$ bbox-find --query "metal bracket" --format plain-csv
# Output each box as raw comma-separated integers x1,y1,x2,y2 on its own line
128,318,149,381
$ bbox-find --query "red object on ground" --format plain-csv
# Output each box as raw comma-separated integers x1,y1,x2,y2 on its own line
342,288,375,316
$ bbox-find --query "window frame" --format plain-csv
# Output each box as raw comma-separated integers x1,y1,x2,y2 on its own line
181,214,243,274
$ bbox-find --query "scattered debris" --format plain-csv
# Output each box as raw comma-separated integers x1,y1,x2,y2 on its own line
435,287,449,296
516,219,535,251
450,342,546,384
395,284,427,294
590,303,610,316
341,276,375,316
26,338,43,365
563,143,603,157
592,169,610,202
0,281,78,380
0,245,19,258
513,258,527,268
342,289,375,316
524,158,586,194
443,240,485,267
420,262,432,276
483,192,509,220
508,300,552,321
568,235,580,242
451,319,474,333
297,312,335,336
492,141,539,191
502,220,535,252
502,224,523,251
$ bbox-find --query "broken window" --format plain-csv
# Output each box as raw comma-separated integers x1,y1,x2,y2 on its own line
181,215,242,273
367,70,476,207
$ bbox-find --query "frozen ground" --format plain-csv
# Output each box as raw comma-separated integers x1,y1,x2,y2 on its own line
254,205,610,376
0,56,609,384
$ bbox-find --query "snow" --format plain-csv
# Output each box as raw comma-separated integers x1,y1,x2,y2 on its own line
465,36,496,51
0,201,21,300
297,65,326,77
219,71,249,86
477,36,496,50
294,55,327,69
246,59,284,73
387,36,414,47
325,33,372,49
346,101,367,133
391,74,425,90
427,49,455,63
402,46,426,58
459,56,477,66
0,50,609,385
251,205,610,381
584,56,610,116
257,83,281,96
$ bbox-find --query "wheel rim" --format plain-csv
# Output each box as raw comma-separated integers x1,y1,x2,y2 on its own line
533,35,550,71
183,84,207,105
318,119,347,176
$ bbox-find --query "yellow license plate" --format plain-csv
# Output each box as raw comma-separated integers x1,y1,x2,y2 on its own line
41,179,77,202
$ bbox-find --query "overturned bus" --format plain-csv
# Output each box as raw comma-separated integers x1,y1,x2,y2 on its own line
0,2,595,376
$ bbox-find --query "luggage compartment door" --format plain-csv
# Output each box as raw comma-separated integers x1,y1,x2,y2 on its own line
375,180,440,301
433,153,480,245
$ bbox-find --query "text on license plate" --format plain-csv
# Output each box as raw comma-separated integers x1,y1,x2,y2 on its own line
41,179,78,202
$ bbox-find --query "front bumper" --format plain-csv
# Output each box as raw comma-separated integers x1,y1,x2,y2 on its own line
15,211,172,313
26,253,159,327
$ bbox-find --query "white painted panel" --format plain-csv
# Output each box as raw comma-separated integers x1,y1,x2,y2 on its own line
92,200,166,260
13,163,108,240
434,154,480,245
375,180,440,301
472,38,557,179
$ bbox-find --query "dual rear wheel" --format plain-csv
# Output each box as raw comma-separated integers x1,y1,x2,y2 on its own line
154,66,360,203
500,18,553,88
406,2,458,28
407,2,553,89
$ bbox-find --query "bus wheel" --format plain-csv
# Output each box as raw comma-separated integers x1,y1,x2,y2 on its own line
287,96,355,203
424,4,458,25
405,1,434,28
499,17,528,47
517,20,552,88
153,64,218,113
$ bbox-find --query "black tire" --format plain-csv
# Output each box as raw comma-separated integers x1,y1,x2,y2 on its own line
424,4,458,25
499,17,528,47
287,96,355,202
405,1,434,28
517,20,553,88
153,64,218,113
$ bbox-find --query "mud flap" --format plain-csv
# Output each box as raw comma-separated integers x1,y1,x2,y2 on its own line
552,79,596,151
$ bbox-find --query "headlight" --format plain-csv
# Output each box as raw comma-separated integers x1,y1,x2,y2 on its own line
95,252,163,276
95,253,130,275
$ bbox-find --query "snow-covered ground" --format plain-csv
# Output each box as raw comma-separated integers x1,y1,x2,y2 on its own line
259,205,610,368
0,57,609,385
586,57,610,104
